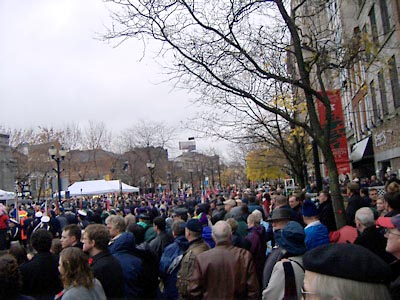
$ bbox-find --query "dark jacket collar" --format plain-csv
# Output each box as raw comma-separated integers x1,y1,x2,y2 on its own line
91,250,111,263
188,237,203,246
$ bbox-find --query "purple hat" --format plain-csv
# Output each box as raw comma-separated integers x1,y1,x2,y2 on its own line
198,212,208,226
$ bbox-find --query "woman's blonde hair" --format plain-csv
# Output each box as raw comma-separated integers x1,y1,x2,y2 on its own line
387,181,400,193
313,272,391,300
59,247,93,289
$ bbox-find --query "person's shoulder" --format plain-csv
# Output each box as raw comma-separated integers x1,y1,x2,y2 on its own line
94,251,120,265
164,239,181,254
274,256,303,271
235,244,253,256
306,222,327,232
192,239,209,249
15,295,35,300
93,278,105,291
62,286,89,300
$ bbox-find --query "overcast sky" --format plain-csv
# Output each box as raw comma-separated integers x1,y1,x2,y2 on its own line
0,0,228,158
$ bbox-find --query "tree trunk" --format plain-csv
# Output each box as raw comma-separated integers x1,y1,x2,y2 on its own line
319,142,346,228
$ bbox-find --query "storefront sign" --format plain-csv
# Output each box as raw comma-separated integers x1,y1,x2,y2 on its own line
374,132,386,147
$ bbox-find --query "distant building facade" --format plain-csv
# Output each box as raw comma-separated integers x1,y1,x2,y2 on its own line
340,0,400,179
290,0,400,180
0,134,15,191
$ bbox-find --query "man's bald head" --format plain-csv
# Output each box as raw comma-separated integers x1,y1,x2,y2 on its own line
212,221,232,244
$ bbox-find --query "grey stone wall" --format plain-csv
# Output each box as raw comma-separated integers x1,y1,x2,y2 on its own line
0,134,15,191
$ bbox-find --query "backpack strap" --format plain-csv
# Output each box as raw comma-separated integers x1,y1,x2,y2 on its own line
282,261,298,300
167,254,184,274
288,258,305,272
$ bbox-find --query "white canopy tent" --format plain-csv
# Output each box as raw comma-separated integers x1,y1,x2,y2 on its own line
67,180,139,196
0,189,16,200
109,180,140,193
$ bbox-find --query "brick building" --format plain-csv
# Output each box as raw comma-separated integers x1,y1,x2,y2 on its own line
291,0,400,180
340,0,400,179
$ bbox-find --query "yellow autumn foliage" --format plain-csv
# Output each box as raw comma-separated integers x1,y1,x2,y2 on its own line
245,149,288,181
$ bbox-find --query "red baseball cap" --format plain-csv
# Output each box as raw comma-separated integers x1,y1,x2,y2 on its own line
376,214,400,230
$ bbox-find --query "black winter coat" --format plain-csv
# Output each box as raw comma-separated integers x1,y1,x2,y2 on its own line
149,231,174,260
20,252,62,300
354,225,396,264
91,250,125,300
345,194,363,226
318,200,337,232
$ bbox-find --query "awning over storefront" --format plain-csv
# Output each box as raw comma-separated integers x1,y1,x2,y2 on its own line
349,137,373,163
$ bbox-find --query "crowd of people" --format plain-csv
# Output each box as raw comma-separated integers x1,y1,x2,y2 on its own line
0,175,399,299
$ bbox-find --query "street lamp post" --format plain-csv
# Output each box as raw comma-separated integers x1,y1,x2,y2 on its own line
167,172,172,194
48,145,67,208
188,168,194,191
146,161,155,194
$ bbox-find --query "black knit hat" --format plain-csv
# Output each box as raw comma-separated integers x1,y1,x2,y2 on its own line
185,219,203,233
302,200,318,217
303,243,391,284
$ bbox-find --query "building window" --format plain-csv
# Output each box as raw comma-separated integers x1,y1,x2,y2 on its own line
354,104,360,139
359,100,365,134
369,80,378,125
389,56,400,108
378,70,388,116
379,0,390,35
364,94,372,129
362,25,372,63
369,5,379,45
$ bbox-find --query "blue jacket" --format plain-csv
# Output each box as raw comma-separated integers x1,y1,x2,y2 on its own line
304,221,330,250
202,226,215,248
159,235,189,300
109,232,143,299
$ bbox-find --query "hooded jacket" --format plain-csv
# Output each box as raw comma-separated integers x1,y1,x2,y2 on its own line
245,225,267,285
109,232,143,299
262,221,306,289
202,226,215,248
159,235,189,299
304,220,330,250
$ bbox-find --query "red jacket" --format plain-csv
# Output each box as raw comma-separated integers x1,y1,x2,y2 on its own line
0,214,9,230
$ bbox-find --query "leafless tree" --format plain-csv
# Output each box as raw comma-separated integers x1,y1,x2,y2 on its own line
189,95,311,188
82,121,112,151
102,0,368,227
117,120,176,188
118,120,176,150
58,122,83,150
80,121,113,178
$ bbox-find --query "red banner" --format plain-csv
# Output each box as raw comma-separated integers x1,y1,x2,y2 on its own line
317,90,351,175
